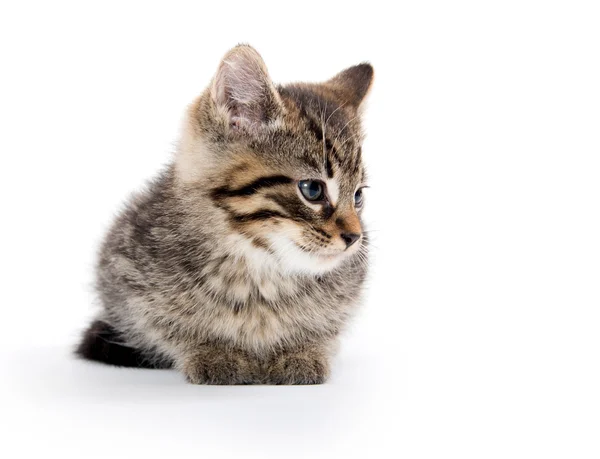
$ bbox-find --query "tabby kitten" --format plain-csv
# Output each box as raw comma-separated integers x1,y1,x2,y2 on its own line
77,45,373,384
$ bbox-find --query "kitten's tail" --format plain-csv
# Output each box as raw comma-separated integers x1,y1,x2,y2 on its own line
76,320,169,369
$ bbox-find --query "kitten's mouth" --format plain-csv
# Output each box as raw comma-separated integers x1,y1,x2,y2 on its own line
301,247,346,262
294,241,353,262
267,235,349,274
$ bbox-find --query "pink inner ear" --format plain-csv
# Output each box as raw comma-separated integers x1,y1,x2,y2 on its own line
212,46,280,131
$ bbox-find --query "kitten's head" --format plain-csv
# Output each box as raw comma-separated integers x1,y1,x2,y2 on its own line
177,45,373,274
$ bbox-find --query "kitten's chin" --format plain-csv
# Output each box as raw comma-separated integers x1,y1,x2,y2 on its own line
267,235,347,275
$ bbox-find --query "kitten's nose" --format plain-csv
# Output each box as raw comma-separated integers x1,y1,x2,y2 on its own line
340,232,361,248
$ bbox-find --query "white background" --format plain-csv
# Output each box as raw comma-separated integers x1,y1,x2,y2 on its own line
1,1,599,458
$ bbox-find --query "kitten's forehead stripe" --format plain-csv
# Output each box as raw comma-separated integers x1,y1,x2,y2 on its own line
325,155,334,178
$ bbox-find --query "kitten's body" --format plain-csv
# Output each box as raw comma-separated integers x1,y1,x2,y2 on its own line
77,46,373,384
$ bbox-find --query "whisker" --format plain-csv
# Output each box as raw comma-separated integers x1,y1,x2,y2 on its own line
336,128,363,152
324,101,347,130
332,114,360,150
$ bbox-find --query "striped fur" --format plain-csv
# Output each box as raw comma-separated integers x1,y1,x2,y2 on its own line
77,45,374,384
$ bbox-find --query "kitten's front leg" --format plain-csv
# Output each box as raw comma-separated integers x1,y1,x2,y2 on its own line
180,344,261,385
264,343,332,385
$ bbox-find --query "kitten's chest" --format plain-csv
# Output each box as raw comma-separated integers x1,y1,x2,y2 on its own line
200,253,296,304
191,255,347,351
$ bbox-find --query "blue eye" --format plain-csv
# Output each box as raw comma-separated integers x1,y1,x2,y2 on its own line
299,180,324,201
354,188,364,207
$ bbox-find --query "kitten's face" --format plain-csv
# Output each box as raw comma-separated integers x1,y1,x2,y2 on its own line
180,46,373,274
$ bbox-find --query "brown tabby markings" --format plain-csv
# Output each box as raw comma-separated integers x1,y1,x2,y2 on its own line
76,45,373,384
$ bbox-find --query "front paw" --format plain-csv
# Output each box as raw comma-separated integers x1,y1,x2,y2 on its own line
182,347,258,385
265,352,330,385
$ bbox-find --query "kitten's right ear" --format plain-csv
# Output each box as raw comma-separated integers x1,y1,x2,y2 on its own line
325,63,374,109
211,45,283,133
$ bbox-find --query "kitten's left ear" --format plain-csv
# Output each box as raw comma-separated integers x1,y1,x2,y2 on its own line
325,63,374,109
211,45,284,133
